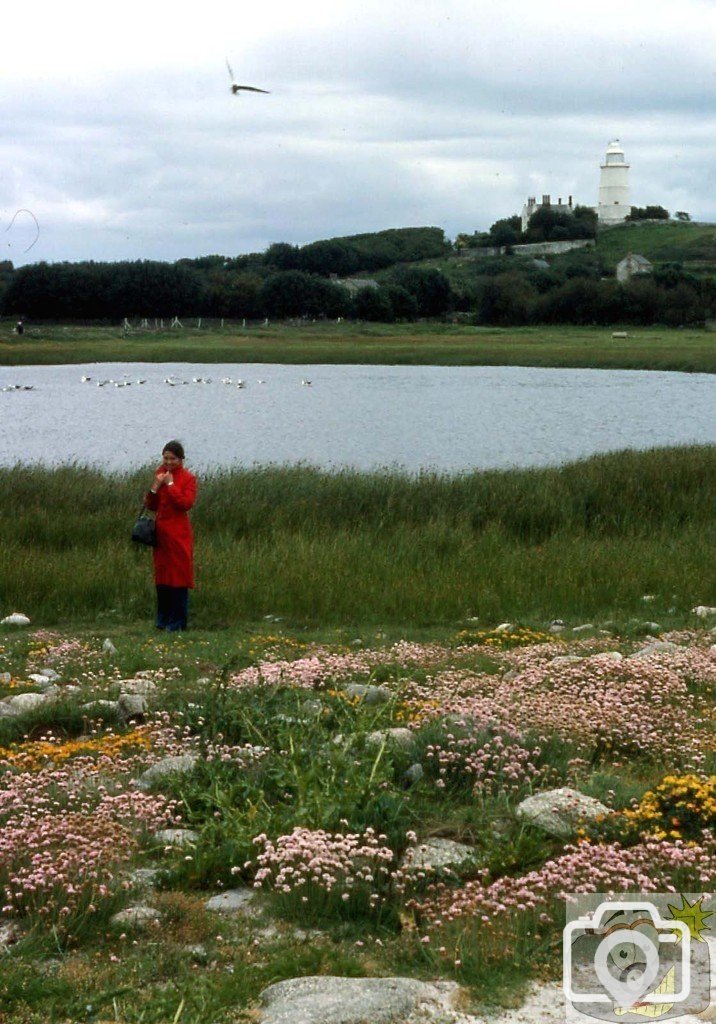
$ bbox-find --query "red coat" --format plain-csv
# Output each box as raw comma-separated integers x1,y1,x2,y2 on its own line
145,466,197,588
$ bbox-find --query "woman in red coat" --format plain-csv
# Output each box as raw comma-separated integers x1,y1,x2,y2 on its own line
145,440,197,631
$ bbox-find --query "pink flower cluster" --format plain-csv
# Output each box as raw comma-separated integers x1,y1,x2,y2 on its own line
403,649,713,764
247,826,395,911
424,729,548,798
0,760,178,923
415,833,716,935
228,640,473,692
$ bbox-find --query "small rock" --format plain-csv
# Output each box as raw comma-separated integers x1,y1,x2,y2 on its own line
516,787,610,839
136,754,199,790
343,683,392,705
550,655,584,667
692,605,716,618
548,620,566,634
128,867,162,891
350,638,363,647
81,700,120,715
641,594,656,602
366,728,416,752
184,943,209,964
204,888,257,914
153,828,199,848
120,678,159,697
3,691,50,713
599,651,623,662
404,763,424,786
400,837,479,876
0,920,22,951
631,640,680,658
493,622,515,633
27,673,57,690
301,698,324,718
37,667,61,680
118,693,148,720
1,612,30,626
642,621,662,632
0,671,11,684
110,905,161,930
571,624,595,634
102,638,118,655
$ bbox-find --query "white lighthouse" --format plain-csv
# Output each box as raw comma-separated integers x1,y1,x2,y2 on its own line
597,140,631,225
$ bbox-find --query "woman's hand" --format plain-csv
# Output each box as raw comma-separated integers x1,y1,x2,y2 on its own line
151,470,167,493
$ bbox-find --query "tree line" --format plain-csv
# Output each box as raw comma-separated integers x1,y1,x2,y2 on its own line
1,227,713,327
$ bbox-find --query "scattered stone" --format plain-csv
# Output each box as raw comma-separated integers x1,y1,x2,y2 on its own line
258,976,459,1024
548,620,566,634
110,904,161,930
404,763,424,786
204,888,257,914
301,698,324,718
0,920,22,951
27,673,57,690
350,638,363,647
400,838,479,876
493,622,515,633
128,867,162,891
153,828,199,848
571,624,595,634
343,683,392,705
631,640,680,658
118,693,148,720
550,655,583,667
516,787,610,839
3,691,50,713
120,678,159,697
641,594,656,602
184,943,209,964
136,754,199,790
81,700,120,715
366,728,416,752
693,605,716,618
0,671,11,684
102,638,118,655
37,667,61,680
1,612,30,626
599,651,623,662
641,621,662,632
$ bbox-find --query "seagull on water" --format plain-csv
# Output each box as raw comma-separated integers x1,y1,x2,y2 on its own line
226,59,270,96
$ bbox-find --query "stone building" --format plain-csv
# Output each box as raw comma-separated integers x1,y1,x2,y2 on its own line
616,253,653,283
521,194,574,233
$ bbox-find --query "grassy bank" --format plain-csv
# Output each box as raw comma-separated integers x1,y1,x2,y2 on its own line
1,447,714,628
1,322,716,371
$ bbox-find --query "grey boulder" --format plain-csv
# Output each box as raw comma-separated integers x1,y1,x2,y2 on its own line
516,787,610,839
400,838,479,876
204,888,257,915
136,754,199,790
258,976,458,1024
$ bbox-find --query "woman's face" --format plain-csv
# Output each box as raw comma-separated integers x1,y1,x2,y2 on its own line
162,450,182,471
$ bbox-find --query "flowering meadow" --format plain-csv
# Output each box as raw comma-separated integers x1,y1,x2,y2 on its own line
0,622,714,1022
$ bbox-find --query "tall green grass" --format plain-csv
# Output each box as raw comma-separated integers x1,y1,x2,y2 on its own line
0,446,714,626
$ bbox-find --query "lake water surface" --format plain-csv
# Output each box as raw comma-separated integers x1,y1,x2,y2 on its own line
1,362,714,472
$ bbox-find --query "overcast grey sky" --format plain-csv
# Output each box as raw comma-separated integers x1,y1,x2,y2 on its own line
3,0,715,266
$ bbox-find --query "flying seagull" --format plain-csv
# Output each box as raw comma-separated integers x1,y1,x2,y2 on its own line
226,59,270,95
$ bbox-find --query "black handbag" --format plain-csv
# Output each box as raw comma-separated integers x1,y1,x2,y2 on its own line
132,505,157,547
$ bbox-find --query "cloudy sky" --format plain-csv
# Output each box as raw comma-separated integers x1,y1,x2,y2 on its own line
3,0,715,266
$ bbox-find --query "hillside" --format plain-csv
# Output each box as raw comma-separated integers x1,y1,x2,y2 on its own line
594,220,716,271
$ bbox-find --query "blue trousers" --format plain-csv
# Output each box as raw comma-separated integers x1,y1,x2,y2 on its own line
156,585,189,631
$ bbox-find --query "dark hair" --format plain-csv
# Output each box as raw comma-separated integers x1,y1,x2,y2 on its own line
163,440,185,460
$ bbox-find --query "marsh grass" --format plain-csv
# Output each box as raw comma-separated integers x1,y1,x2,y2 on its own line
1,446,714,627
1,321,716,371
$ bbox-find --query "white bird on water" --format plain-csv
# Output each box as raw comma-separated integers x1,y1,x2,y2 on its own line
226,59,270,96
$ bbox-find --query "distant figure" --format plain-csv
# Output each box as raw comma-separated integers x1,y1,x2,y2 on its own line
145,441,197,632
15,320,24,336
226,58,270,96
